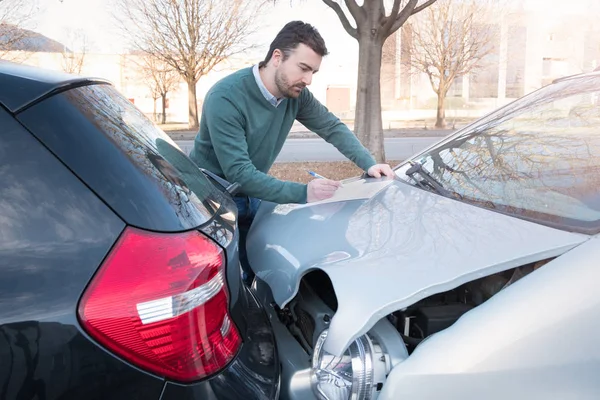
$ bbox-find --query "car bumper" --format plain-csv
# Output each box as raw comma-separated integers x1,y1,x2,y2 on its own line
160,284,281,399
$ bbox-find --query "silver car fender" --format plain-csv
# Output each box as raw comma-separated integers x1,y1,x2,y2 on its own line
379,236,600,400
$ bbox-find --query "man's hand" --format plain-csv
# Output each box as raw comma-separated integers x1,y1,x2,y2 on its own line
307,179,342,203
367,164,395,178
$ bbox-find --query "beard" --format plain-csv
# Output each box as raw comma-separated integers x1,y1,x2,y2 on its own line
275,70,306,98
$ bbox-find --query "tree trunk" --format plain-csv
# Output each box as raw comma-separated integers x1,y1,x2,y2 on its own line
355,36,385,163
161,93,167,124
153,98,157,123
187,79,199,130
435,92,446,128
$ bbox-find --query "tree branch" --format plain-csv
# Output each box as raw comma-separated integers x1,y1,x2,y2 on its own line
113,0,263,128
343,0,365,24
412,0,437,15
0,0,37,61
390,0,418,33
405,0,499,126
381,0,402,36
322,0,357,39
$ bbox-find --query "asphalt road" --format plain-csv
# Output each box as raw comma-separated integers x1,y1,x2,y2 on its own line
175,136,442,162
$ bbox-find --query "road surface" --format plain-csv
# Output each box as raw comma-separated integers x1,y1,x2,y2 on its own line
175,137,441,162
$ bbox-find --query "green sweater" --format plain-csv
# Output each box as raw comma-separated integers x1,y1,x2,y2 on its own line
189,67,376,204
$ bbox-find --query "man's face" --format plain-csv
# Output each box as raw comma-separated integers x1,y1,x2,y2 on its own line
274,43,322,99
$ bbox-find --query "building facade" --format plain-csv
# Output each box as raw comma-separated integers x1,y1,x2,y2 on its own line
382,5,600,122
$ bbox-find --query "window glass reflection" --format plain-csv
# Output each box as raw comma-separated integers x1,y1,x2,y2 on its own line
63,85,227,222
397,76,600,233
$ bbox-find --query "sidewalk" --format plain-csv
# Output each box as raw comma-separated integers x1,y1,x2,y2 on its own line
162,121,464,141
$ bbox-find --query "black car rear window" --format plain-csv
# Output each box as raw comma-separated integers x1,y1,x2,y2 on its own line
61,84,225,209
17,82,234,231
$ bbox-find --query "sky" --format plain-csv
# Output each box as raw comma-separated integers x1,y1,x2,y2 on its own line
31,0,358,56
26,0,364,90
27,0,598,62
34,0,114,51
29,0,597,52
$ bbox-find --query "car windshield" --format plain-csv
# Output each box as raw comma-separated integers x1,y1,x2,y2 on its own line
395,74,600,234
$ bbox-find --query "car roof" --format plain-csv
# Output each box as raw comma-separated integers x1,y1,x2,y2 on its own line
551,69,600,84
0,61,109,113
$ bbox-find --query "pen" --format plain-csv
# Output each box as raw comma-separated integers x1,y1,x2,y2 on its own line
307,170,343,187
307,170,328,180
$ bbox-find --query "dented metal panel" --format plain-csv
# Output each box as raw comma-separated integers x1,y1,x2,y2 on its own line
247,178,588,356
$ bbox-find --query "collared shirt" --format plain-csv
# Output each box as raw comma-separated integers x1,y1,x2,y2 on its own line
252,64,283,107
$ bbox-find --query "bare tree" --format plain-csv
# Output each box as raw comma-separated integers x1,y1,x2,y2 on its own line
60,28,87,75
381,34,397,85
0,0,37,61
404,0,498,128
136,54,180,124
113,0,264,130
310,0,437,162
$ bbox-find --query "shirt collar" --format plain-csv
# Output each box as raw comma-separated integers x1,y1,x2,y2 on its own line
252,64,283,107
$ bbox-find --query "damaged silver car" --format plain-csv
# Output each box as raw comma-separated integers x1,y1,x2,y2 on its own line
247,70,600,400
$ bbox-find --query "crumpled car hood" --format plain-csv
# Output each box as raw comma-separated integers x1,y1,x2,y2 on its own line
247,178,589,356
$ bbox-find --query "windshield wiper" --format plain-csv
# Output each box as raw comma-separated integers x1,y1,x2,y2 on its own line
405,161,456,198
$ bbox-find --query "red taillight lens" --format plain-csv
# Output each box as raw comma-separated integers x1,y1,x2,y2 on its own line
78,227,241,382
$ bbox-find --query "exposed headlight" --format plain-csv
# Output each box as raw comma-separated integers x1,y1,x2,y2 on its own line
310,329,389,400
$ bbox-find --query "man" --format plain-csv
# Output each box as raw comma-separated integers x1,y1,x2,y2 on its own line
190,21,394,279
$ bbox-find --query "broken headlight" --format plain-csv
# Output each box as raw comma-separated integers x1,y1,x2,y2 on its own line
310,329,388,400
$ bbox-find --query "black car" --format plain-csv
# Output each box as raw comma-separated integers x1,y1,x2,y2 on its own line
0,62,280,400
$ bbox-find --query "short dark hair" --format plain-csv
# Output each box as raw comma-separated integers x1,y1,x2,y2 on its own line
259,21,328,68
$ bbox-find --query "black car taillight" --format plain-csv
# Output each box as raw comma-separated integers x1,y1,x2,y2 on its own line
78,227,241,382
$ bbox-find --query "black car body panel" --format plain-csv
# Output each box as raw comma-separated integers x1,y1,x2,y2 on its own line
0,106,165,399
0,64,280,399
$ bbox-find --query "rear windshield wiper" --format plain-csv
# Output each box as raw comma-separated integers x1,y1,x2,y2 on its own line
405,161,456,198
199,168,241,196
